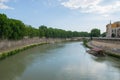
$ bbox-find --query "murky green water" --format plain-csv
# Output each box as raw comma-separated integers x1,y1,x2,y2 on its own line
0,42,120,80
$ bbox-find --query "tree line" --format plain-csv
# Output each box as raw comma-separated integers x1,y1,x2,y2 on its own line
0,13,105,40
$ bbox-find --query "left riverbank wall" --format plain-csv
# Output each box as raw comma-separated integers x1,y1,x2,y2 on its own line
0,38,75,60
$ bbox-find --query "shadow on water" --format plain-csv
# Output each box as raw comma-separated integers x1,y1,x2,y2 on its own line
105,56,120,69
90,54,120,70
91,56,106,62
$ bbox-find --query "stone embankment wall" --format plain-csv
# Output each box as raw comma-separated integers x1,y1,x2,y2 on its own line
88,39,120,58
89,40,120,51
93,38,120,44
0,37,67,53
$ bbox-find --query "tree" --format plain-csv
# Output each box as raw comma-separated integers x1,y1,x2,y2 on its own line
91,28,101,37
79,32,90,37
101,32,106,37
8,19,26,40
0,14,11,39
25,25,39,38
39,25,47,38
0,13,92,40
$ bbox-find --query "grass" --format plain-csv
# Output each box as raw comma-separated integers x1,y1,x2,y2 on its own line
0,42,47,60
104,51,120,58
83,38,92,48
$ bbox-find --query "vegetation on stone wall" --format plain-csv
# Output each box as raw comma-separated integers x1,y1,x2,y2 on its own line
0,42,47,60
83,38,92,48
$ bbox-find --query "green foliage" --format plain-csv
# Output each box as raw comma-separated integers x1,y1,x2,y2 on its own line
39,25,47,38
25,25,39,38
39,26,90,38
0,14,10,39
0,42,47,60
79,32,90,37
0,14,26,40
8,19,26,40
91,28,101,37
83,39,88,47
104,51,120,58
83,39,91,48
101,32,106,37
0,13,93,40
0,14,39,40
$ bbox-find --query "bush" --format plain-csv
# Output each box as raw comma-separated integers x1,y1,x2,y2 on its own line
83,39,91,48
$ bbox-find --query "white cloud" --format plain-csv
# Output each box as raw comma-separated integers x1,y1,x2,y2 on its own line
0,0,9,3
61,0,120,16
0,0,14,9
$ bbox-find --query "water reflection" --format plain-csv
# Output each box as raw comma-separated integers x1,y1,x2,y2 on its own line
91,56,106,62
0,42,119,80
90,54,120,80
91,55,120,70
0,44,65,80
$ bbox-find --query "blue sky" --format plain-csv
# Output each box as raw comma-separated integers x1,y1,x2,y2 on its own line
0,0,120,32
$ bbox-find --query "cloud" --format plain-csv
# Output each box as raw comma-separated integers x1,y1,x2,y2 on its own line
0,0,9,3
61,0,120,16
0,0,14,9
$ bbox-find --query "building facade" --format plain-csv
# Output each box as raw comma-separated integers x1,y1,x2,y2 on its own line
106,21,120,38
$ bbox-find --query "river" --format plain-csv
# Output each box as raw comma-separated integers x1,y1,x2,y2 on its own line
0,42,120,80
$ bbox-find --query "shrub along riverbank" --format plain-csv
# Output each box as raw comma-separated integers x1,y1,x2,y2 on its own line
83,39,92,48
104,51,120,58
0,42,47,60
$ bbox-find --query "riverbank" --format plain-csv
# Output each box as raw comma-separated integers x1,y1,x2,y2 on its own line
1,42,120,80
0,38,76,60
87,40,120,58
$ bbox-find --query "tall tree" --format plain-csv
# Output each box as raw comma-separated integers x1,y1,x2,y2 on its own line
0,14,11,39
0,13,93,40
9,19,26,40
101,32,106,37
91,28,101,37
39,25,47,38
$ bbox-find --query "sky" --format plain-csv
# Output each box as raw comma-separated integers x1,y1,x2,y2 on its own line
0,0,120,33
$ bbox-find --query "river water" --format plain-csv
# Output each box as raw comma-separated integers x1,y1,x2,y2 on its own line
0,42,120,80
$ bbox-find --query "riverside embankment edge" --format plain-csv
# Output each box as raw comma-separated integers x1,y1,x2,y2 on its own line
0,38,81,60
87,40,120,58
0,42,47,60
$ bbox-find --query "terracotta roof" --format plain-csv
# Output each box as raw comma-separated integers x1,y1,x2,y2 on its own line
112,21,120,28
106,21,120,28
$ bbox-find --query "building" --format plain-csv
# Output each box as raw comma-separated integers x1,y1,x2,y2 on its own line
106,21,120,38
